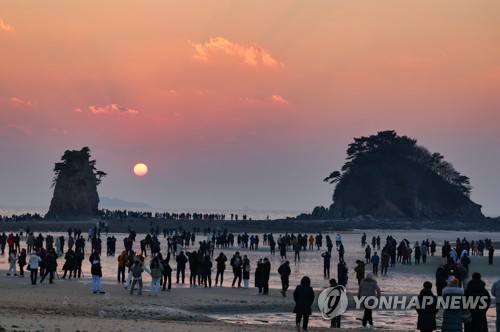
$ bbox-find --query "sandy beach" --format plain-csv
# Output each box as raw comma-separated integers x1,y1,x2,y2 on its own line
0,224,498,331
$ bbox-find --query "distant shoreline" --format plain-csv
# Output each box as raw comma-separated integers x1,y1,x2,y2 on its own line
1,216,499,234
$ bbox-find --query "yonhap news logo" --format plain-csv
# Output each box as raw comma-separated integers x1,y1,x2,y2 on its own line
318,285,348,319
318,289,491,318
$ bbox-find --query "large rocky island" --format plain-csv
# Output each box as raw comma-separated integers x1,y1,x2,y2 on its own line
304,130,484,221
45,147,106,219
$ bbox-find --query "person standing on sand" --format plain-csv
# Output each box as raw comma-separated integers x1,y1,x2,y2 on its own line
40,249,57,284
215,252,227,286
255,258,264,294
242,255,250,289
129,259,148,296
464,272,490,332
337,260,348,287
262,257,271,295
18,248,27,277
308,235,314,250
441,277,464,332
159,252,172,292
89,249,105,294
117,250,128,283
279,239,287,260
358,273,381,330
371,252,380,275
365,245,371,264
6,249,18,276
202,255,213,288
293,276,315,332
278,260,291,297
148,256,163,296
329,278,342,328
321,251,331,278
415,281,438,332
188,250,198,287
355,260,366,285
491,277,500,332
230,251,242,288
29,251,42,285
61,248,76,279
176,251,187,284
488,245,495,265
293,240,301,263
74,247,84,278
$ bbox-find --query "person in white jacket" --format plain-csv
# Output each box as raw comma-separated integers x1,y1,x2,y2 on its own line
28,251,42,285
491,277,500,332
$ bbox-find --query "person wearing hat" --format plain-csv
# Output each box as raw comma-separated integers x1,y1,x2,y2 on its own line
358,273,381,330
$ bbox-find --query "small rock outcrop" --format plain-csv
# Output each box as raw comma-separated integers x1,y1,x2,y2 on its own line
45,147,106,218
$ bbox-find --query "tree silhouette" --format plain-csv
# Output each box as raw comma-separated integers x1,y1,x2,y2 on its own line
52,147,107,187
326,130,472,196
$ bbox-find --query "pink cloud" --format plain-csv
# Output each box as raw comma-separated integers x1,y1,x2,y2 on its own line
9,97,33,107
191,37,283,68
83,104,139,115
50,127,68,135
270,94,289,105
0,19,14,32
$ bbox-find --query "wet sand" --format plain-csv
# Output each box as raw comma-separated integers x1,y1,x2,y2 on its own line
0,225,498,331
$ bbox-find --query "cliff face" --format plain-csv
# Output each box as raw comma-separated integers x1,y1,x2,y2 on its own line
328,158,483,220
45,147,105,218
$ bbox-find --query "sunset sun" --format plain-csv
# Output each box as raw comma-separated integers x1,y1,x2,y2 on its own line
133,163,148,176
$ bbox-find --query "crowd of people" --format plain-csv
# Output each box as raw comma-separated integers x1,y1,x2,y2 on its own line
0,225,499,332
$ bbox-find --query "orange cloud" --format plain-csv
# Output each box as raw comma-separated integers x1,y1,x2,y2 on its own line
191,37,283,68
9,97,33,107
0,19,14,32
270,94,289,105
82,104,139,115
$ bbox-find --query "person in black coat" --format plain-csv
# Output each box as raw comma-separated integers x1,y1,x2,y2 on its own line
230,252,242,288
176,251,188,284
61,249,76,279
464,272,491,332
159,252,172,291
215,252,227,286
337,260,348,286
254,259,265,294
329,278,342,328
261,258,271,295
293,276,315,332
40,250,57,284
435,265,448,296
202,255,213,288
278,260,291,297
416,281,438,332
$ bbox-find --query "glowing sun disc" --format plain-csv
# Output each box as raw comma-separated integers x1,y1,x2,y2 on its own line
133,163,148,176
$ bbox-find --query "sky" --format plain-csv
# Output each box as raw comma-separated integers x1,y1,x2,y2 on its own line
1,1,500,216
